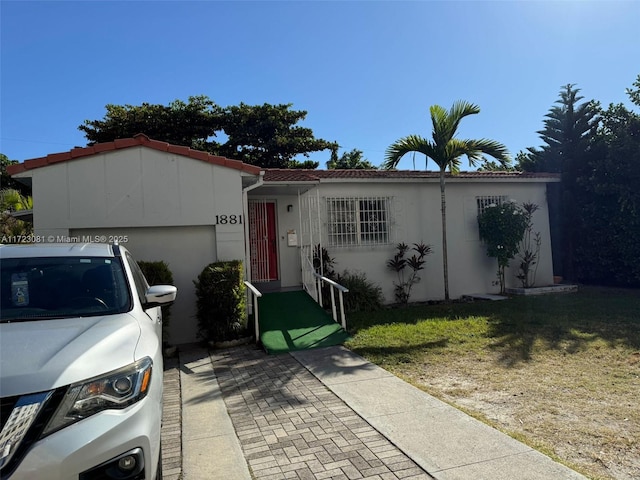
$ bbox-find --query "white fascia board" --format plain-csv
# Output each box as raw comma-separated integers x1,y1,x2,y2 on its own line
446,176,561,184
318,177,438,184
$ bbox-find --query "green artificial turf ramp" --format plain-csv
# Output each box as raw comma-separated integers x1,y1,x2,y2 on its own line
258,290,350,354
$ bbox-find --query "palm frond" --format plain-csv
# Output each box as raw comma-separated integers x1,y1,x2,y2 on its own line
430,101,481,155
448,101,481,136
429,105,450,147
464,138,510,166
386,101,508,172
0,189,33,211
383,135,435,170
445,138,510,169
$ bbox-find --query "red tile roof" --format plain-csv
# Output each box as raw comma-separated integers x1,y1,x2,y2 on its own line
262,169,560,182
7,137,559,183
7,134,262,176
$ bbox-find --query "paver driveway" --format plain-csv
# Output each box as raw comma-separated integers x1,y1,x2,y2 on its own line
210,345,433,479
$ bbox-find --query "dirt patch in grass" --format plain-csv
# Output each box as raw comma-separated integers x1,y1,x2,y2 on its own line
347,287,640,480
394,347,639,480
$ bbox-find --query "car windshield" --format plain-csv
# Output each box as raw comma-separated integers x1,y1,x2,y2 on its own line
0,256,131,322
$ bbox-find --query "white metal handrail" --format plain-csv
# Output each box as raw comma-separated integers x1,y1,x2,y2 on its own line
244,281,262,342
302,256,349,329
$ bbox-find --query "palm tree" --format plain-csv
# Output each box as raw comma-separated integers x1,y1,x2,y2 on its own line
1,189,33,238
1,189,33,212
383,101,509,300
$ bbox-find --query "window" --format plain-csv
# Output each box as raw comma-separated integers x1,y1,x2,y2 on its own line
0,257,131,322
326,196,391,247
476,195,508,216
126,252,150,305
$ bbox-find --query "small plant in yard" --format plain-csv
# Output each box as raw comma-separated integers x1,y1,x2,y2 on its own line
386,242,432,304
478,201,528,294
335,270,383,312
516,202,542,288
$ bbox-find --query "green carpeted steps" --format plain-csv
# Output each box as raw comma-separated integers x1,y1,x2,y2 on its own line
258,290,350,354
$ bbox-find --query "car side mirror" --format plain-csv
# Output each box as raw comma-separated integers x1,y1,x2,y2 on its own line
143,285,177,309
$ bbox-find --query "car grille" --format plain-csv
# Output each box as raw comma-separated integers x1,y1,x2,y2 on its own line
0,396,20,431
0,389,64,477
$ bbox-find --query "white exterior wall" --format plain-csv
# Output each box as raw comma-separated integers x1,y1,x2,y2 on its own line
278,179,554,304
27,147,248,344
316,182,440,304
275,196,303,289
446,181,554,296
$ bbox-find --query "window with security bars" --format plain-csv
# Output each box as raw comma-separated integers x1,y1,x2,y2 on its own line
326,197,391,247
476,195,508,216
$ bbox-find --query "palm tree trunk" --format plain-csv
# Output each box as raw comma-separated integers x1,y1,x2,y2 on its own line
439,169,450,301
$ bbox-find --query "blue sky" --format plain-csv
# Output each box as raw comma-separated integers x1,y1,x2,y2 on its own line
1,0,639,170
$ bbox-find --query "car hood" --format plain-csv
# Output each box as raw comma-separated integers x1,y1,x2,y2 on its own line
0,314,141,397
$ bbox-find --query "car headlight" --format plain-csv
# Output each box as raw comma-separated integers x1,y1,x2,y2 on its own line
42,357,153,436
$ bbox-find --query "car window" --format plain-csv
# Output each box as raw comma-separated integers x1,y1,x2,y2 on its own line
0,256,132,322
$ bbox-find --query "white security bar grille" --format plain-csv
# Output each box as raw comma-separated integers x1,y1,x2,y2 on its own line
326,196,392,247
476,195,508,216
248,200,272,282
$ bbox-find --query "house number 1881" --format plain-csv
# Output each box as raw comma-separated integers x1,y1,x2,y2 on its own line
215,215,242,225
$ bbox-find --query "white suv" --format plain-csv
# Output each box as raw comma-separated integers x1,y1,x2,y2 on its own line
0,243,176,480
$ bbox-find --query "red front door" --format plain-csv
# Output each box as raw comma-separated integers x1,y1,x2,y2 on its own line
249,201,278,282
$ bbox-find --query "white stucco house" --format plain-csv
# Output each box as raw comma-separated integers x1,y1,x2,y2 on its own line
8,134,560,344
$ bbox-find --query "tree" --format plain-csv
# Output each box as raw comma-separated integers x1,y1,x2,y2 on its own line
79,96,223,151
1,189,33,239
626,75,640,106
217,103,337,169
1,154,16,188
79,98,338,169
517,84,600,281
1,154,33,239
517,84,599,174
383,101,509,300
575,76,640,286
477,157,516,172
1,153,30,195
327,149,377,169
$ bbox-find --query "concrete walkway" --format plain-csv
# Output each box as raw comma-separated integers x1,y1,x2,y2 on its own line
163,344,587,480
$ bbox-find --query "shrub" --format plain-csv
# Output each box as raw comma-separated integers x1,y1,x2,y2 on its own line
478,201,528,293
313,244,336,278
386,242,432,304
335,270,383,312
0,212,32,239
194,260,246,343
516,202,542,288
138,260,174,345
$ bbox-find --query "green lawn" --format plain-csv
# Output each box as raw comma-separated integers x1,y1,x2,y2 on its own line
345,286,640,480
